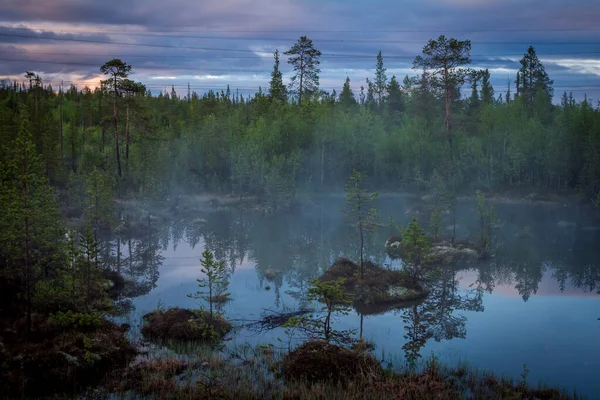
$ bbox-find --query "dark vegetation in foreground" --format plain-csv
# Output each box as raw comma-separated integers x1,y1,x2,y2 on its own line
101,340,581,400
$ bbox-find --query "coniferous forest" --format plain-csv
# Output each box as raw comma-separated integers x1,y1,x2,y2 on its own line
1,34,599,398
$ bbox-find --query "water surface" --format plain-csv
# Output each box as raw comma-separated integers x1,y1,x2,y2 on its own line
114,195,600,398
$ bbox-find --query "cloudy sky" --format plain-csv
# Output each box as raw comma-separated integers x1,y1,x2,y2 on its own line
1,0,599,103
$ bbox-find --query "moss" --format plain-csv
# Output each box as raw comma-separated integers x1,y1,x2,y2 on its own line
141,307,232,343
279,340,383,384
318,258,429,315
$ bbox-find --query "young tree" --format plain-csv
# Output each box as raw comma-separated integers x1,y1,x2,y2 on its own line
268,49,287,103
343,170,379,278
306,278,353,342
374,50,388,107
284,36,322,105
475,190,497,258
100,59,132,178
401,218,431,280
188,248,230,325
284,278,354,344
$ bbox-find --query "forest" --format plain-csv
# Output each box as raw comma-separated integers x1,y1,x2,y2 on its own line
0,34,599,398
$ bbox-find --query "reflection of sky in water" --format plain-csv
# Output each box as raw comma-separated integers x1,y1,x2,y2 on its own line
123,197,600,398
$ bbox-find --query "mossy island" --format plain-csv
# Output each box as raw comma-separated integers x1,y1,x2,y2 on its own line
141,307,232,344
140,249,233,347
318,258,430,315
385,235,484,265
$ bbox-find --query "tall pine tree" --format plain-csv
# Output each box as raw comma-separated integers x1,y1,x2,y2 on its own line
284,36,322,105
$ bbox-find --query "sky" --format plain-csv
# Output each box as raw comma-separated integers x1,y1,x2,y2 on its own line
1,0,599,103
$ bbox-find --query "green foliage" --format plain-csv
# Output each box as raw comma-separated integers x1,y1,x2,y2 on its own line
284,277,354,344
475,189,497,257
284,36,322,105
188,249,231,324
48,310,102,330
401,218,431,279
343,169,380,276
268,49,287,103
430,207,442,240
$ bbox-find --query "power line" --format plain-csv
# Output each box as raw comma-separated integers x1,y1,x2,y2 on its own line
7,25,600,34
2,49,600,60
1,32,599,52
4,26,600,45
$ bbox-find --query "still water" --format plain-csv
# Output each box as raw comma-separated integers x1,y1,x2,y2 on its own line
114,195,600,398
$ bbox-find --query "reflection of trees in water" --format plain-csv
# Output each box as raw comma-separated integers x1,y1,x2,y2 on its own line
489,223,600,301
99,212,165,314
399,266,485,364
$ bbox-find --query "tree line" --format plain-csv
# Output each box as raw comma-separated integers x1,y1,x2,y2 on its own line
1,35,599,215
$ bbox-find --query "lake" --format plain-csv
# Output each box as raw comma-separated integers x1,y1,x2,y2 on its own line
113,195,600,399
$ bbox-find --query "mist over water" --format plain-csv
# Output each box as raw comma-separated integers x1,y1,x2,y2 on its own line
111,195,600,398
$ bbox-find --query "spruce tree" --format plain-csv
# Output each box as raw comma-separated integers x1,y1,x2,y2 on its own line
480,69,494,105
268,49,287,103
339,76,356,107
386,75,404,113
374,50,388,107
516,46,554,110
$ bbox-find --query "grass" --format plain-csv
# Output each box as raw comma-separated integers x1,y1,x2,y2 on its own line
99,340,583,400
318,258,429,315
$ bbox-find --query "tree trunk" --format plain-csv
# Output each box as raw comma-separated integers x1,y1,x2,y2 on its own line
113,76,122,178
320,139,325,186
59,85,63,155
125,102,130,163
71,125,76,173
24,215,32,335
298,52,304,105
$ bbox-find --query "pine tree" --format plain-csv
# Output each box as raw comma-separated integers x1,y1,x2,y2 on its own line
284,36,322,105
343,170,379,278
268,49,287,103
187,248,230,325
413,35,473,157
100,59,132,178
